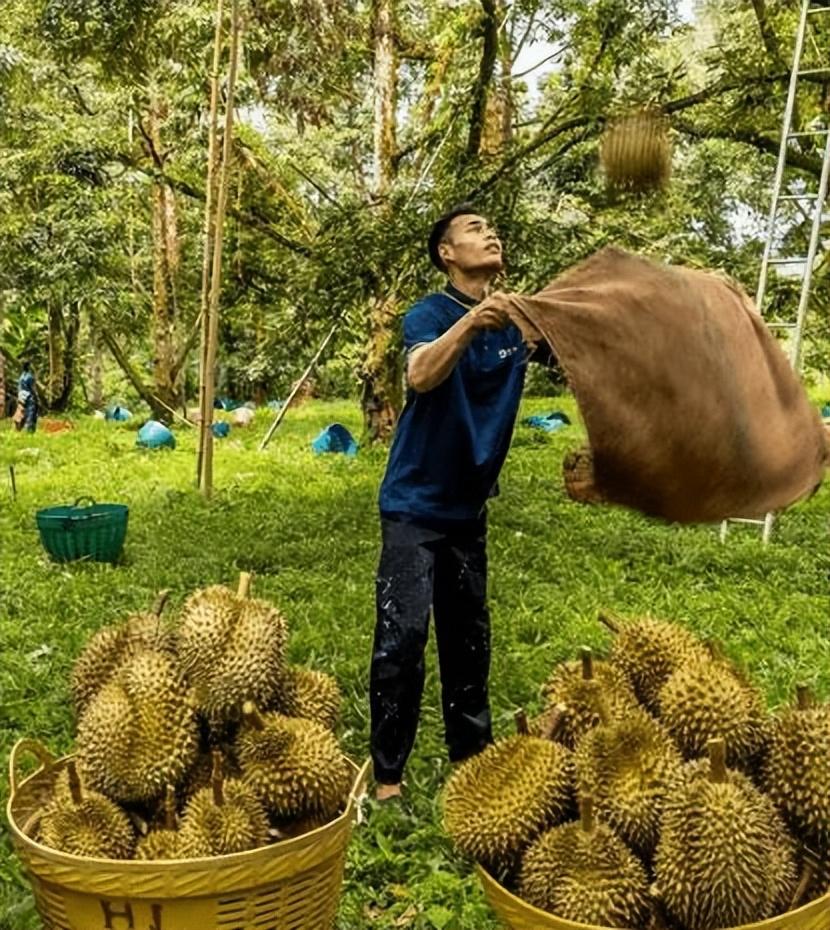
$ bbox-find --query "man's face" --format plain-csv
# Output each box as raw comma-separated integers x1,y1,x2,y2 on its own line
439,214,503,275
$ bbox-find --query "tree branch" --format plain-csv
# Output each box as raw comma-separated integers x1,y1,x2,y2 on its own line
465,0,500,163
750,0,783,65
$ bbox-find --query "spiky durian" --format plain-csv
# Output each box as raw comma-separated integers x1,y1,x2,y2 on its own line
658,657,768,767
237,703,351,822
539,649,640,749
178,574,287,724
602,612,708,712
442,734,574,872
135,786,181,860
518,797,651,927
178,752,269,858
40,762,134,859
654,739,798,930
77,649,199,804
575,707,682,856
763,686,830,849
71,594,177,714
269,665,341,731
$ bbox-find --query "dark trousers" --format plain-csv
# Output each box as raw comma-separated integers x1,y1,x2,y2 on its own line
370,514,493,784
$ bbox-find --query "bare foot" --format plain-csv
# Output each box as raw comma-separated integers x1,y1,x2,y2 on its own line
375,782,402,802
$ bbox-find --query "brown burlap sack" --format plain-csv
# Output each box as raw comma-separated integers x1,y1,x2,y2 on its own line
505,247,827,523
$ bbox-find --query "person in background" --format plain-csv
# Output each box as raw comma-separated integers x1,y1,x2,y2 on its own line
14,361,39,433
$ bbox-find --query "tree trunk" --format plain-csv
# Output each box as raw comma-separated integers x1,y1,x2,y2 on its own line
465,0,499,163
361,0,402,443
147,96,181,421
50,301,79,411
47,301,62,407
89,326,104,409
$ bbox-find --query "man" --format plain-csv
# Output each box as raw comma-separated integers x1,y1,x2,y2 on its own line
14,361,38,433
370,204,550,801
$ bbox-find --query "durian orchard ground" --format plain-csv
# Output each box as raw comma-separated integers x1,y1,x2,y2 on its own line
0,397,828,930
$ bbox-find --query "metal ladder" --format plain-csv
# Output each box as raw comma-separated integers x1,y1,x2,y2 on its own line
721,0,830,544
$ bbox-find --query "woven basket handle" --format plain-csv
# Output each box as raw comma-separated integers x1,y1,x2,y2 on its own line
349,759,372,822
9,739,57,798
72,496,96,508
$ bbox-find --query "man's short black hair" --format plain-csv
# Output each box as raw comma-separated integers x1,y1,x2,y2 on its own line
21,360,31,372
428,203,480,272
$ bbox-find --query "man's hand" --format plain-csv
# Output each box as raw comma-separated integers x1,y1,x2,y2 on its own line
469,291,513,331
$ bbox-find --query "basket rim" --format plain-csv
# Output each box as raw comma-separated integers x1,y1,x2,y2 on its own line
7,746,369,874
475,863,830,930
36,504,129,521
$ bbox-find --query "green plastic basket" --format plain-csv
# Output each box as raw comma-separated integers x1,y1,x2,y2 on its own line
35,497,129,564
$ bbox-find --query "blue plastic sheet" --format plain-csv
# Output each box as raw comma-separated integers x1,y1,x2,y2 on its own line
105,405,132,422
311,423,358,457
212,422,231,438
136,420,176,450
522,411,571,432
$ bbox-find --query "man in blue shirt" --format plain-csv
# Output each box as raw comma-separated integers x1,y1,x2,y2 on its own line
371,204,546,801
14,361,39,433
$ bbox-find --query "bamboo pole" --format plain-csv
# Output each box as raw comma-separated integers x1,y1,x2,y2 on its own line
258,321,339,451
196,0,226,487
199,0,241,497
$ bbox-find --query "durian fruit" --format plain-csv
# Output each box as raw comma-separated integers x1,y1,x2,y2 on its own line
77,649,199,804
601,612,708,712
237,703,351,822
763,685,830,849
518,796,652,927
178,752,269,858
442,734,574,872
658,656,768,768
575,707,682,856
654,738,798,930
178,573,287,724
39,761,135,859
269,664,341,731
599,108,672,194
539,648,640,749
70,592,177,715
135,786,181,860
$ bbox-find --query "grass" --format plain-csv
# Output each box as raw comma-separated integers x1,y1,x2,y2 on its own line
0,396,828,930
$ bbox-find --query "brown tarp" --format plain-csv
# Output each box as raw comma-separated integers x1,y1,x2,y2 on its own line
505,247,827,523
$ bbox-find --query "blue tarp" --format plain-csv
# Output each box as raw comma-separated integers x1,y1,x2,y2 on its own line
821,403,830,419
311,423,358,457
212,422,231,438
214,396,241,411
267,399,285,411
522,411,571,432
105,405,132,422
136,420,176,450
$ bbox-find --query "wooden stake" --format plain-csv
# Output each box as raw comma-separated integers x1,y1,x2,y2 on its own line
199,0,241,498
707,738,728,783
258,321,339,451
514,709,529,735
237,571,252,599
196,0,226,488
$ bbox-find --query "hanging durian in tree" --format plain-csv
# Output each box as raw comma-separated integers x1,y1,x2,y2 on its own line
269,664,341,731
518,796,652,927
40,762,135,859
575,706,682,856
654,739,798,930
601,612,708,711
538,648,640,749
70,591,177,715
763,685,830,850
178,752,269,858
135,786,181,861
442,734,574,873
77,649,199,804
658,654,768,767
178,573,287,725
237,703,351,822
599,108,672,194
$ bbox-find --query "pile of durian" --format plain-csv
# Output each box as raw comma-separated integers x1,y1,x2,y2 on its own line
34,573,353,861
443,613,830,930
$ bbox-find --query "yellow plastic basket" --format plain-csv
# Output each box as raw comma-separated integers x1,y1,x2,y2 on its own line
477,864,830,930
7,739,369,930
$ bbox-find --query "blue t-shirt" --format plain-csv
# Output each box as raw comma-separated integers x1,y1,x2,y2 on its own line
379,286,528,526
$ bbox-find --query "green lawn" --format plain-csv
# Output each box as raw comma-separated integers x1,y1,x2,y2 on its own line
1,398,828,930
